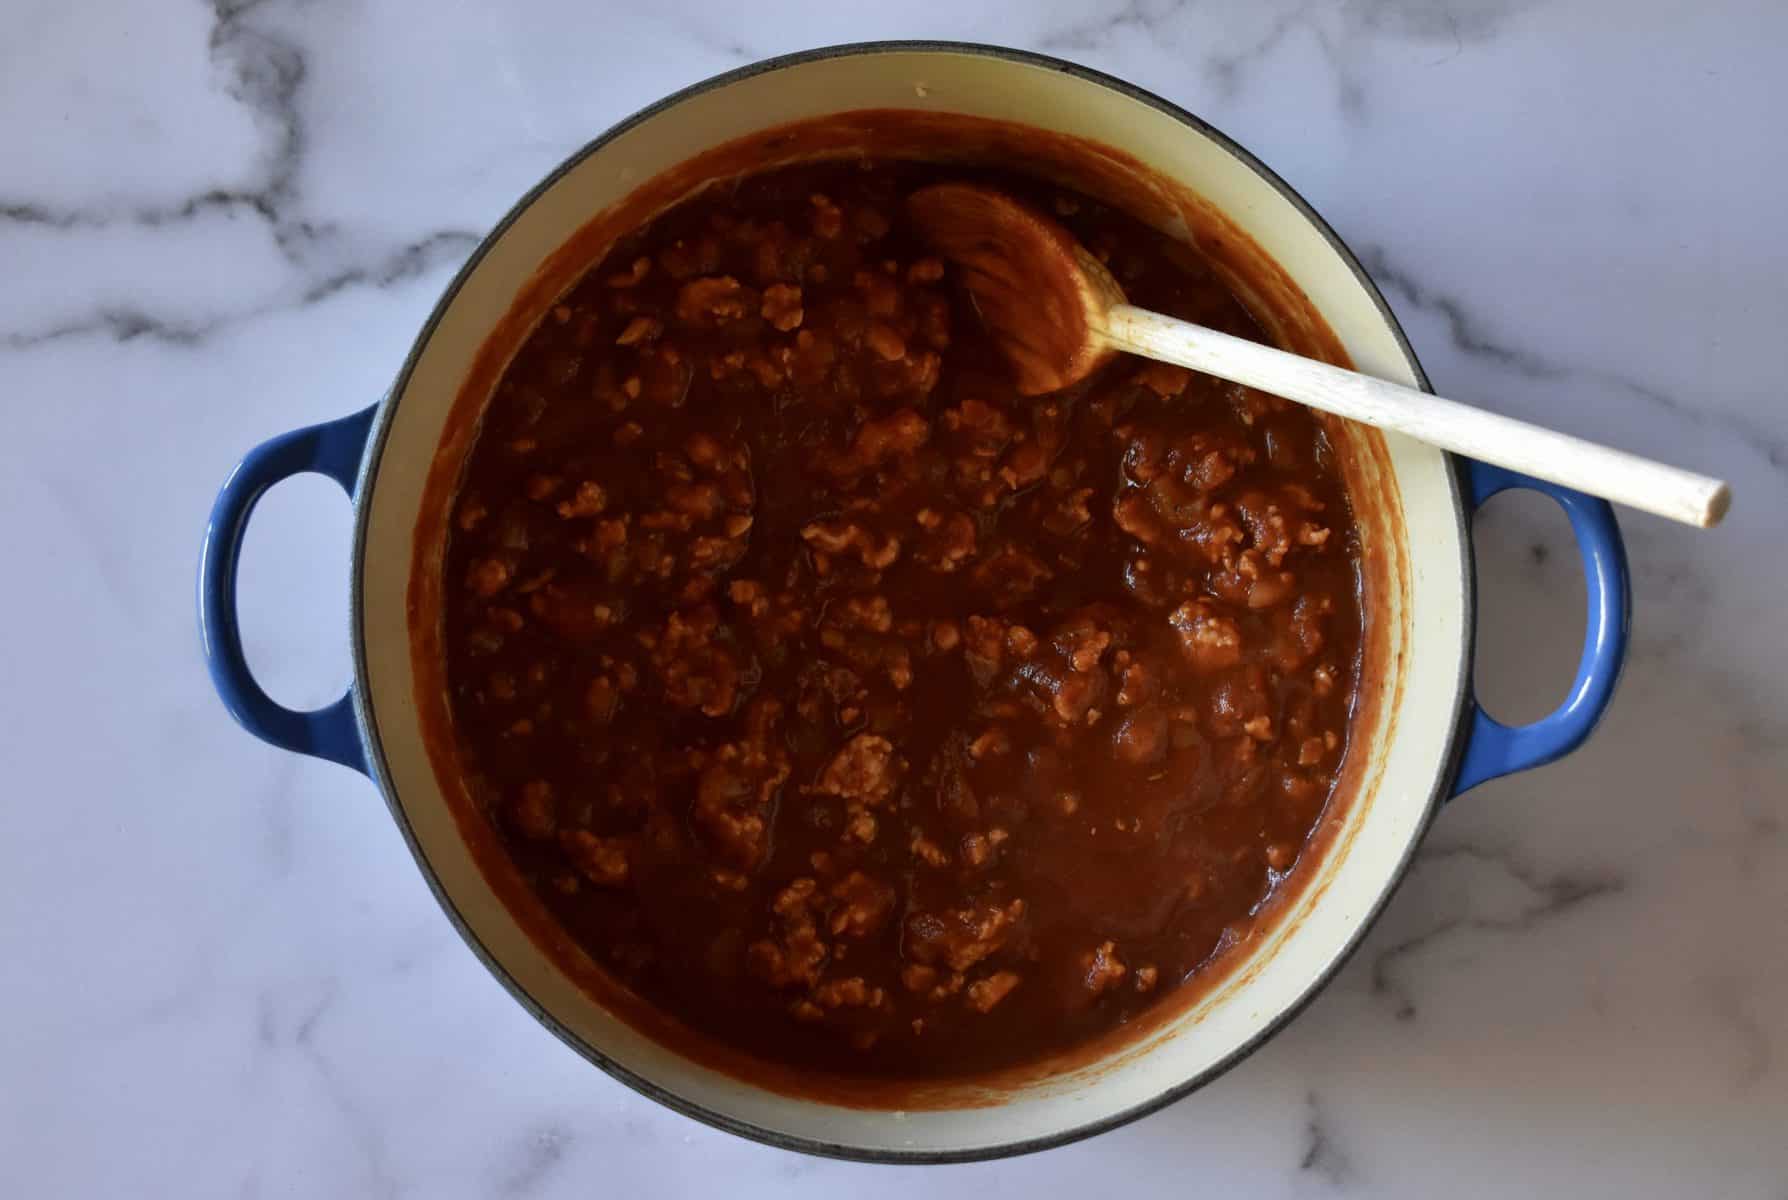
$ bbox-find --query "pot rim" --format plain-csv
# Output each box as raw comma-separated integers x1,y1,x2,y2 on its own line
346,39,1472,1164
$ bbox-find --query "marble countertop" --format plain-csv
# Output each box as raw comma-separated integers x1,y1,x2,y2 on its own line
4,1,1784,1195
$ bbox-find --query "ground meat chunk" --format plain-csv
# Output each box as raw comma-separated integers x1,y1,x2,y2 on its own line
967,727,1012,762
640,606,744,717
761,283,803,331
943,398,1014,459
998,440,1053,493
1111,493,1165,547
584,673,626,723
675,275,751,325
1112,705,1169,766
961,615,1008,686
817,603,913,692
802,517,901,569
1041,485,1095,537
606,255,651,287
914,508,977,572
813,976,885,1009
513,780,557,839
971,818,1018,860
693,698,789,870
810,193,844,239
827,871,896,938
1135,361,1190,397
1112,427,1254,570
814,734,902,808
972,544,1052,609
964,970,1022,1013
907,256,944,283
1082,940,1127,995
1169,600,1244,672
729,578,807,652
1271,593,1332,668
615,316,661,346
1233,490,1328,568
866,322,907,361
561,830,630,887
524,581,618,641
468,557,511,597
749,878,827,988
694,758,772,868
785,328,836,386
556,481,608,518
1208,666,1273,739
904,898,1025,973
830,408,930,477
1050,612,1117,673
833,594,893,634
909,829,949,868
1016,644,1107,728
901,963,940,993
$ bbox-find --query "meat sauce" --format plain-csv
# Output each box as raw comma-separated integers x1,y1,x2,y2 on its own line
441,160,1363,1079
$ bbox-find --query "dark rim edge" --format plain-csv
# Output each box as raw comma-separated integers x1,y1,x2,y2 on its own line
347,39,1474,1165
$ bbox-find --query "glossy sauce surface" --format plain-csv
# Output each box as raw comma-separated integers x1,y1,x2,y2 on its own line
442,161,1363,1079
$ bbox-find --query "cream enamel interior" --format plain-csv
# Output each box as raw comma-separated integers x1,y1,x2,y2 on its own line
357,48,1468,1157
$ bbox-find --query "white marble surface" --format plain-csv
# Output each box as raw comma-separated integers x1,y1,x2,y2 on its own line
3,0,1784,1194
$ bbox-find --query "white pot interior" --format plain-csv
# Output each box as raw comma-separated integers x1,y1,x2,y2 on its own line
356,46,1469,1157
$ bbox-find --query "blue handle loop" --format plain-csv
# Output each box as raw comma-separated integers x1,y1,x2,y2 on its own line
198,406,377,774
1451,461,1631,796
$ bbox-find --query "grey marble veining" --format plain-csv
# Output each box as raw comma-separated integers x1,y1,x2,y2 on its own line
2,1,1783,1195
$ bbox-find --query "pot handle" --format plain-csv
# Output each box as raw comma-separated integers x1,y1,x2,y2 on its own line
198,405,378,775
1450,460,1631,796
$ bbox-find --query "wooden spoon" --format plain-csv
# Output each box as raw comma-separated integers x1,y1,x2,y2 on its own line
907,183,1730,528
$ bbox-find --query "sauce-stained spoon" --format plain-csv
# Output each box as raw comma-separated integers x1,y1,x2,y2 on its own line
907,183,1729,528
